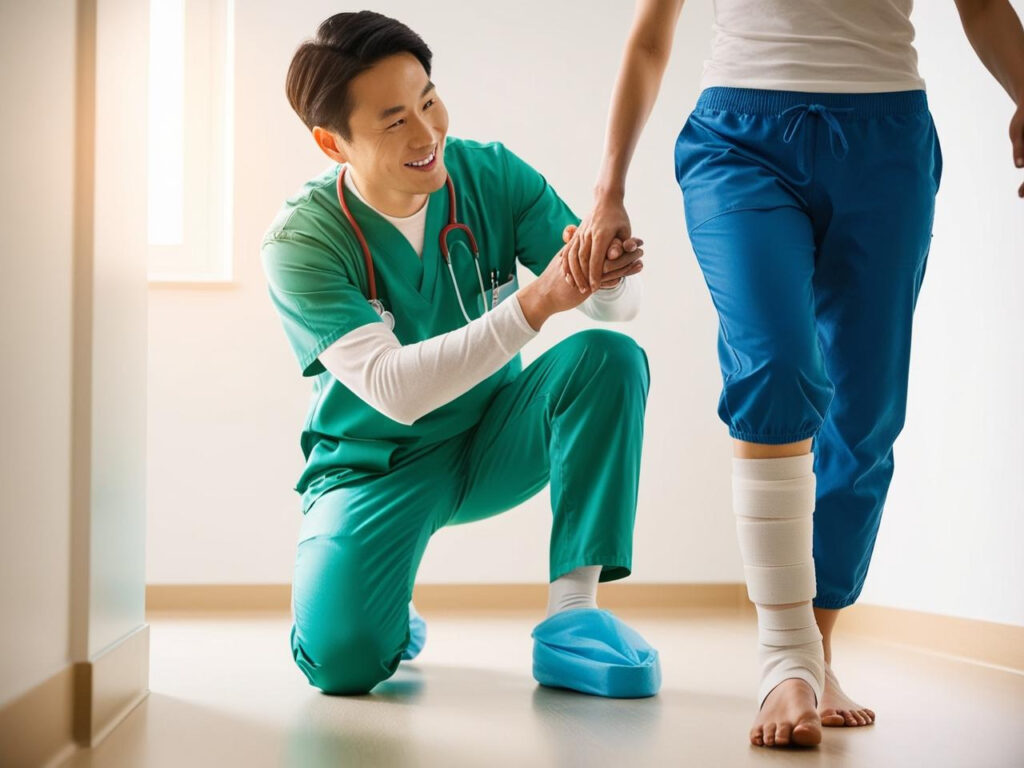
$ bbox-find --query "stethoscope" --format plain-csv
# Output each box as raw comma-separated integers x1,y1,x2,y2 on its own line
336,166,492,329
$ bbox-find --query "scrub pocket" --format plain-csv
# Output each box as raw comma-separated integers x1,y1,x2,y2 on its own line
478,274,518,315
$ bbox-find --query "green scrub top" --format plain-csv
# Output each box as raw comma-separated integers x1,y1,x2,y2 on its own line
261,138,579,510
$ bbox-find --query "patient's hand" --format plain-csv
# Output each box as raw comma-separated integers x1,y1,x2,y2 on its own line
561,224,644,289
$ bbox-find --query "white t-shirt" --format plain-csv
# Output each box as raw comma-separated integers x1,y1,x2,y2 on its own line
700,0,926,93
344,168,428,256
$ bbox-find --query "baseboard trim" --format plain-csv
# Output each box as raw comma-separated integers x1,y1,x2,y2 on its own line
841,603,1024,673
74,624,150,747
145,584,1024,673
0,665,77,768
414,582,752,612
147,583,292,612
145,583,751,614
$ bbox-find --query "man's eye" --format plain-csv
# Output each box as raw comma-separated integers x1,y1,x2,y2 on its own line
388,118,405,130
423,98,435,110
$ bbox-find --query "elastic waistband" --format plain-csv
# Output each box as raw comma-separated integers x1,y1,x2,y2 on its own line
695,87,928,117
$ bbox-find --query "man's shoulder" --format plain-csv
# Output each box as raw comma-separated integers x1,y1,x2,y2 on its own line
445,136,506,155
443,136,511,170
445,137,543,193
262,165,342,247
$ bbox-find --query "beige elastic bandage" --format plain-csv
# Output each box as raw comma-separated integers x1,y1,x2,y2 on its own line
733,453,824,707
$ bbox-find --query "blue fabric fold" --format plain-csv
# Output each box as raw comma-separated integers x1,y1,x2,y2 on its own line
402,602,427,661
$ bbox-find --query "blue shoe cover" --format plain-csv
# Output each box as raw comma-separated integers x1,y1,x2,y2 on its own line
401,602,427,661
531,608,661,698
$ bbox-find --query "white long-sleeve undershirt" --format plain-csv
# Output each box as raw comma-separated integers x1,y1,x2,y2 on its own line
318,295,534,426
318,278,642,426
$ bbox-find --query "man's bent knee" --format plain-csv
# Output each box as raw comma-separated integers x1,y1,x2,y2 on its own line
567,330,649,385
293,627,401,696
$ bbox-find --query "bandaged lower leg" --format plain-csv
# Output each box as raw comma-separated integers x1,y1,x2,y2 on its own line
733,453,824,708
546,565,601,617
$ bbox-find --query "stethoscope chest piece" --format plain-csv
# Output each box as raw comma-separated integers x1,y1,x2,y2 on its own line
369,299,396,331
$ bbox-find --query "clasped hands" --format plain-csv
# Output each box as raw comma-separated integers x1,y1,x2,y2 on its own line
516,219,644,330
559,224,644,293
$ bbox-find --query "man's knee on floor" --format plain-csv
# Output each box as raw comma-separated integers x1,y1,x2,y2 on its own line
294,626,401,696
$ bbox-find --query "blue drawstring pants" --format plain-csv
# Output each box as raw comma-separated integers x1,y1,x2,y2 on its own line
675,88,943,608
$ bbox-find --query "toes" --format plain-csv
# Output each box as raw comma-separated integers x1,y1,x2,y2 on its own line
763,722,776,746
792,718,823,747
824,705,876,727
750,726,764,747
776,723,793,746
820,708,845,727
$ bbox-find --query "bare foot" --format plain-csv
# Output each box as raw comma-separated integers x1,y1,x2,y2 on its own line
819,663,875,727
750,678,822,748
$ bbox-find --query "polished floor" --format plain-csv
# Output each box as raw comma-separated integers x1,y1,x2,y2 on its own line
62,608,1024,767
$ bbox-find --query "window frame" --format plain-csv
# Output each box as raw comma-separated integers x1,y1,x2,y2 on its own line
147,0,235,285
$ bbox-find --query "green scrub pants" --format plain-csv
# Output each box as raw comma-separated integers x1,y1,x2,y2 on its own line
290,329,650,695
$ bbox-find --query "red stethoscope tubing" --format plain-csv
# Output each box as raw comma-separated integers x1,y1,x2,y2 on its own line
336,166,479,302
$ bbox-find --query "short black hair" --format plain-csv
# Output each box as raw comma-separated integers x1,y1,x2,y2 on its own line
286,11,432,140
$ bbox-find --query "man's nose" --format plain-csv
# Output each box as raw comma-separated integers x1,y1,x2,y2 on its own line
408,114,437,148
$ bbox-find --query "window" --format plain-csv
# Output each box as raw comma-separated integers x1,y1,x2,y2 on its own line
147,0,234,283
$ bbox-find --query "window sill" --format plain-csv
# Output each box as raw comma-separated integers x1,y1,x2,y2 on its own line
148,273,237,288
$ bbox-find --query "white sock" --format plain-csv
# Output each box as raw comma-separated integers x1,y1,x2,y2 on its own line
546,565,601,617
733,453,824,707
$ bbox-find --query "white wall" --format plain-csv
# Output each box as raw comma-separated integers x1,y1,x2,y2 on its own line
858,1,1024,626
0,0,150,710
83,0,149,657
147,1,1024,627
0,0,77,708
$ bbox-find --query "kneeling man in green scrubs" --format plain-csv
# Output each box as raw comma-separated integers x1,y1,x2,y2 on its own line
262,11,658,698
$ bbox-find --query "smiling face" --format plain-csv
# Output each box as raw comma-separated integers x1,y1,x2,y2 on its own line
315,52,449,217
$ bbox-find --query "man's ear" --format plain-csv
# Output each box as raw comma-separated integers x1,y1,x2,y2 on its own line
312,126,347,164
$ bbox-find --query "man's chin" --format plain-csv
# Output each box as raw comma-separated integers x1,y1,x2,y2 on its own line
407,164,447,194
428,166,448,191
